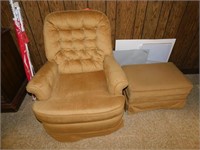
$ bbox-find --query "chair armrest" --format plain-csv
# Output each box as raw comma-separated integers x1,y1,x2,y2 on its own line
103,55,128,95
26,61,58,100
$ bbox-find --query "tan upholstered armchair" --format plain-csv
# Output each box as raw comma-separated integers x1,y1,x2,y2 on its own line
26,10,128,142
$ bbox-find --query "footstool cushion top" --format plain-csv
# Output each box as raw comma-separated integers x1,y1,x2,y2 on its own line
122,62,193,92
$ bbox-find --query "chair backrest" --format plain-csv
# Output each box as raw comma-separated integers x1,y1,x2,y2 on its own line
44,10,112,74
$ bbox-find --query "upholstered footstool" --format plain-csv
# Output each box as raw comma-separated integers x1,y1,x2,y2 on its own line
122,62,193,113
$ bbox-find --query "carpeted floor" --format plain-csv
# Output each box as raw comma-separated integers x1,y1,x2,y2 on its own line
1,74,199,149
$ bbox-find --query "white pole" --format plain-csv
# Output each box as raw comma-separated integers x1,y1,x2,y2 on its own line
14,2,24,31
9,0,17,19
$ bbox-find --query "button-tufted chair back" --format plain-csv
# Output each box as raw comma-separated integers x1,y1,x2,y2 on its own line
44,10,112,74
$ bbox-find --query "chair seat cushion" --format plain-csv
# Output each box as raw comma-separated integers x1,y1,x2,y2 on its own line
51,70,109,98
33,95,125,124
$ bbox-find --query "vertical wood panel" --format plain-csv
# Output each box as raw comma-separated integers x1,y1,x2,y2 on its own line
48,0,65,12
163,1,188,38
1,1,18,46
142,1,162,38
88,0,105,13
183,31,199,69
1,2,12,28
37,1,50,22
64,1,76,10
133,1,147,39
116,1,137,39
21,1,47,65
169,1,199,67
106,0,117,48
74,1,88,10
154,1,173,38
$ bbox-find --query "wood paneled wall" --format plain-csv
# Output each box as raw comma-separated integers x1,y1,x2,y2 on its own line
1,1,199,73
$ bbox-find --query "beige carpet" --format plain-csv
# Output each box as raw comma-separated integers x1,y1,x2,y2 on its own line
1,74,199,149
